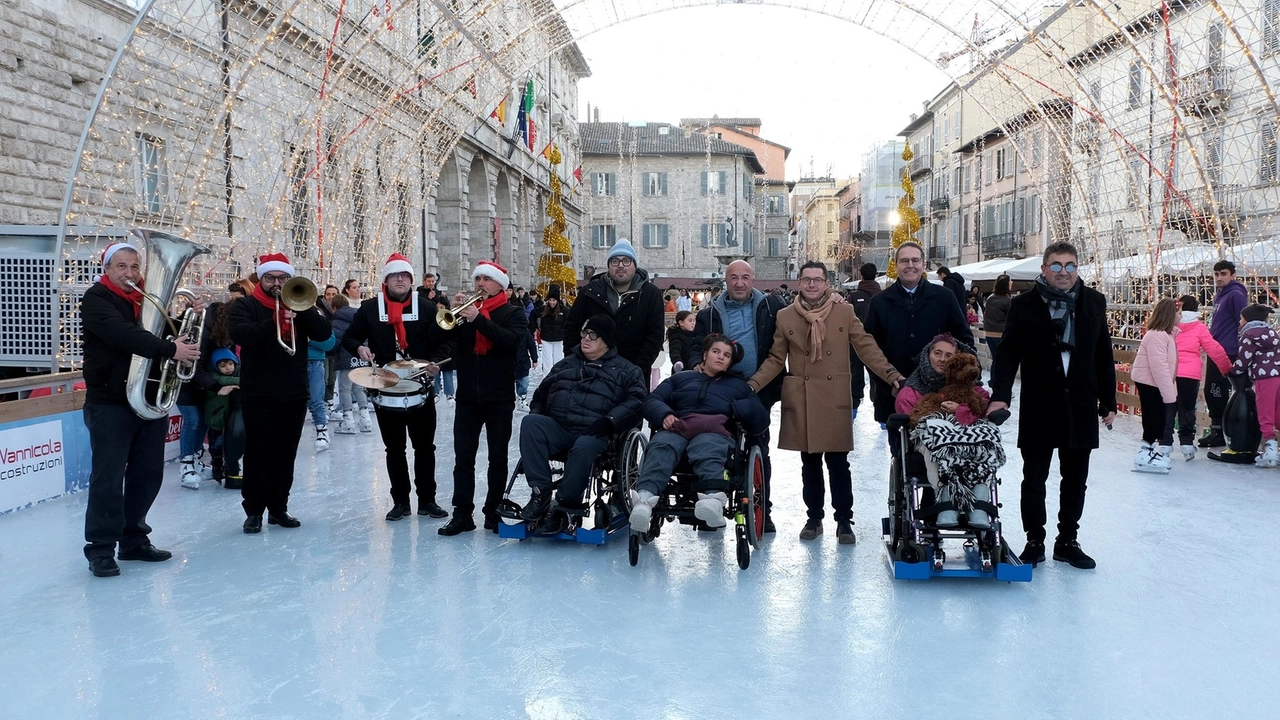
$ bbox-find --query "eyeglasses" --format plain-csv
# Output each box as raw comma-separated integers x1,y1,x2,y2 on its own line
1047,262,1078,273
581,330,600,341
608,257,635,267
896,257,924,265
261,273,289,282
797,277,826,285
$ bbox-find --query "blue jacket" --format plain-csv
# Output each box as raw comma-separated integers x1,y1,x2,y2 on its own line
531,346,648,435
643,370,768,436
307,331,337,362
1210,280,1248,357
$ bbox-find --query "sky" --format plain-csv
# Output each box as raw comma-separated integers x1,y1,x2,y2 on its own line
574,4,952,181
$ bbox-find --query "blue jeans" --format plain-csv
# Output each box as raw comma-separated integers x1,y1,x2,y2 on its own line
515,375,530,398
636,431,734,495
177,404,206,458
307,360,329,426
433,370,456,397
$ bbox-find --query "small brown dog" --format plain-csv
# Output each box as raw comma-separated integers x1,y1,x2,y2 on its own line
909,353,990,425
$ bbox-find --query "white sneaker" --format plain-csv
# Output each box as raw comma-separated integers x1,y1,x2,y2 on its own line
693,492,727,528
1257,439,1279,468
629,490,659,532
1180,444,1196,461
315,425,331,452
357,408,374,433
180,455,200,490
335,411,357,434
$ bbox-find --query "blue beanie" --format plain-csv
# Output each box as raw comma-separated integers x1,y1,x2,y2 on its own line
211,348,239,366
606,239,638,264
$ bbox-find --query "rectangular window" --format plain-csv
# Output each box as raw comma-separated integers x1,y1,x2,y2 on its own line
643,172,667,196
995,149,1007,180
1267,0,1280,55
594,172,616,196
1031,129,1043,169
591,224,617,249
286,144,311,259
701,171,727,196
700,222,730,247
982,205,996,238
963,162,972,194
1127,156,1144,208
1128,61,1143,109
135,133,168,214
1027,195,1040,233
962,212,971,246
641,223,669,249
767,195,785,214
743,173,753,200
742,226,755,255
352,169,369,262
1262,119,1278,183
826,220,835,233
1206,132,1223,185
984,154,992,185
953,166,962,196
768,236,782,257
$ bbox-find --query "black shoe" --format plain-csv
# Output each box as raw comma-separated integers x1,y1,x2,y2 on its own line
438,515,476,536
89,556,120,577
538,509,570,535
417,501,449,519
521,489,552,522
243,515,263,534
385,504,412,521
483,513,501,534
836,521,856,545
1052,540,1097,569
268,512,301,528
1018,540,1046,566
799,519,823,540
118,544,172,562
763,516,776,534
1198,429,1225,448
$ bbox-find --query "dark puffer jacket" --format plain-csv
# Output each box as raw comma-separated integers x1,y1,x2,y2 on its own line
530,346,648,435
564,269,666,371
538,303,570,343
667,325,696,368
643,370,768,436
330,305,366,372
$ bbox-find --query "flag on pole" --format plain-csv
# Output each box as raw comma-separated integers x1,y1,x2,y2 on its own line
514,86,529,147
489,94,508,125
572,166,583,184
523,78,535,113
540,143,553,161
527,116,537,152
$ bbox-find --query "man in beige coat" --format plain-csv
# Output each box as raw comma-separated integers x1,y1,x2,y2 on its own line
749,261,904,544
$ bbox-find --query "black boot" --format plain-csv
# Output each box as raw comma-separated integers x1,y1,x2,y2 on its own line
1052,539,1097,569
438,514,476,536
1198,427,1226,448
1018,540,1046,566
243,515,263,534
522,488,553,522
538,508,570,535
385,503,412,521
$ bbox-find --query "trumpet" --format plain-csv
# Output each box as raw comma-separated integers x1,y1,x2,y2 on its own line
436,291,485,330
274,276,318,355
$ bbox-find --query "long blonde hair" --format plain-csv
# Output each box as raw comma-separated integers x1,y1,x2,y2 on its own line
1146,297,1179,334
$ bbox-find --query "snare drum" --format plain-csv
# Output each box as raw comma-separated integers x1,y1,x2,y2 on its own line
370,379,427,410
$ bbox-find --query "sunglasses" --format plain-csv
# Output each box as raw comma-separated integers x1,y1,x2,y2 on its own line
1047,262,1078,273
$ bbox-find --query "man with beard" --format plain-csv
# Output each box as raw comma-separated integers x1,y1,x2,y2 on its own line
563,239,665,380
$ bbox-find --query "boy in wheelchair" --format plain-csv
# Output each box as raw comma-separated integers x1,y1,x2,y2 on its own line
519,315,648,533
629,334,768,531
894,334,1005,529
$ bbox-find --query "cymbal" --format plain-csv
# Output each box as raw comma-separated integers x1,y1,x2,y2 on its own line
386,358,430,370
349,366,401,390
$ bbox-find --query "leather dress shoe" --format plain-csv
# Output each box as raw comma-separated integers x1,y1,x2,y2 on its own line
268,512,301,528
417,501,449,519
763,515,777,534
438,515,476,536
89,556,120,577
483,513,500,534
118,544,173,562
243,515,263,533
385,504,412,521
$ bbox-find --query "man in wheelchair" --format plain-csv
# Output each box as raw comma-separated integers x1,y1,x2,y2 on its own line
629,334,769,531
519,315,648,533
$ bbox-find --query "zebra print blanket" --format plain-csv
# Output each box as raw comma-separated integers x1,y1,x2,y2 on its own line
909,412,1006,491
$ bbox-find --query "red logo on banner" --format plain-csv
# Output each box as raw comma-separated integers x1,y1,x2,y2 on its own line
166,415,182,443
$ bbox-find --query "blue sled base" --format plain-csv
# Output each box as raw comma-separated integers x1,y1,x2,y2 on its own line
497,515,628,545
882,540,1033,582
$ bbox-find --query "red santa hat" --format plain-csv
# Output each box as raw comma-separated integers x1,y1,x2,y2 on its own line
472,260,509,288
256,252,295,277
382,253,414,283
101,242,140,267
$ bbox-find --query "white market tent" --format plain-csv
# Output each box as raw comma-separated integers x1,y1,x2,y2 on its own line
945,256,1044,284
1077,241,1280,282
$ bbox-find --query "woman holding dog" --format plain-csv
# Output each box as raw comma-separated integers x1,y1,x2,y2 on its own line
749,261,904,545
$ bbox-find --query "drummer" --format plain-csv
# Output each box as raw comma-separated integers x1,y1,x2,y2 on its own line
341,253,453,521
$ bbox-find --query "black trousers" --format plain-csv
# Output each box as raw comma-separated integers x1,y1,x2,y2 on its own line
82,402,167,560
1175,377,1201,444
1205,358,1234,425
800,451,853,523
375,401,438,506
1135,382,1176,446
240,398,307,516
1019,446,1091,544
451,400,515,518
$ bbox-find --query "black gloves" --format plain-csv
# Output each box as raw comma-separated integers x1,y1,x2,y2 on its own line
586,418,613,437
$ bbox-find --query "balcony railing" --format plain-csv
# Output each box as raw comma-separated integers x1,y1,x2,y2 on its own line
930,196,949,214
981,233,1026,257
927,244,947,260
1178,65,1233,116
1164,183,1243,239
909,154,933,177
1073,118,1101,154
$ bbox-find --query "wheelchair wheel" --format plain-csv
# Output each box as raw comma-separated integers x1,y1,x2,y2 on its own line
617,430,647,514
745,446,765,548
735,525,750,569
628,534,639,566
896,539,927,564
593,502,609,530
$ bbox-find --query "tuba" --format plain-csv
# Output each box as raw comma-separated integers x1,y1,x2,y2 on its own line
123,230,211,420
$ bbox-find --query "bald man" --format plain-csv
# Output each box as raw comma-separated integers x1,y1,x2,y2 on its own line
688,260,787,532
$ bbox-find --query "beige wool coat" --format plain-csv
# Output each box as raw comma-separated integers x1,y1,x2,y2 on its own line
749,300,903,453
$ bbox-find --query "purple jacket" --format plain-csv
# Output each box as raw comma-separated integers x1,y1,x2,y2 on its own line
1233,321,1280,382
1210,280,1248,356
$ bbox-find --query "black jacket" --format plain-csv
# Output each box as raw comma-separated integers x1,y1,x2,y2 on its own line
80,283,178,406
864,280,974,421
442,298,527,403
989,283,1117,450
942,273,967,311
564,269,665,371
228,296,331,403
514,327,538,379
537,303,570,343
340,291,451,369
688,291,787,407
643,371,769,436
667,326,697,368
530,346,648,435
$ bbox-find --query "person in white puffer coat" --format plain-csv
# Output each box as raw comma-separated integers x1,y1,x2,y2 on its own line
1131,298,1180,473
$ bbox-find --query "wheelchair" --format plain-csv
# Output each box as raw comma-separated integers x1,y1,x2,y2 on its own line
626,424,766,570
882,412,1032,581
496,426,647,545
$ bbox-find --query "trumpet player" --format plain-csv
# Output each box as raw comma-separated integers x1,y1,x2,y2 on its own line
438,260,527,536
341,253,451,521
229,252,331,534
81,242,201,578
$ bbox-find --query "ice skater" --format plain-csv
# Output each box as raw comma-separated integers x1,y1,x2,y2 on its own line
1232,304,1280,467
1174,295,1231,460
1131,298,1180,474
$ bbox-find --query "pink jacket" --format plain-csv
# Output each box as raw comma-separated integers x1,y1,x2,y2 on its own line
1175,311,1231,380
1131,328,1179,403
895,385,992,426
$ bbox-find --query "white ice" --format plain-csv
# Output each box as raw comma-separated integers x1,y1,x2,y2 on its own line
1,379,1277,719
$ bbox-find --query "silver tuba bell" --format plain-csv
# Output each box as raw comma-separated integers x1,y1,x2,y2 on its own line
123,229,212,420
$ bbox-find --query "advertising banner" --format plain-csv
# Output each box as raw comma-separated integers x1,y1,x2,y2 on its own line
0,419,67,511
164,409,183,462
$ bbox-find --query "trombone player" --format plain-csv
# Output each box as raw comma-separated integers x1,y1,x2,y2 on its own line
229,252,331,534
81,241,202,577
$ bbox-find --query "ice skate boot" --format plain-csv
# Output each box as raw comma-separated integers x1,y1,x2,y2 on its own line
315,425,331,452
935,486,960,528
1198,427,1225,448
693,492,727,528
1255,439,1279,468
1154,445,1173,472
357,408,374,433
1132,442,1169,474
180,455,200,490
1180,444,1196,461
966,484,992,530
628,490,659,533
335,411,357,434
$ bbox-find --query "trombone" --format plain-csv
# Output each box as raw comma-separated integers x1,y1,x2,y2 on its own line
436,291,485,330
274,276,318,355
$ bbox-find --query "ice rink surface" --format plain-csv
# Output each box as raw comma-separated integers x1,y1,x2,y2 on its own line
2,384,1277,719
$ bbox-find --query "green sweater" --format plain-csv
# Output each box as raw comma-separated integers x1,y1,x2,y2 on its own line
204,372,240,431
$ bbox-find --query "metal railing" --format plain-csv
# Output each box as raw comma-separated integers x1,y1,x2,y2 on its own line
1164,183,1243,238
909,154,933,177
1178,64,1234,116
930,196,949,214
1073,118,1100,153
981,233,1026,256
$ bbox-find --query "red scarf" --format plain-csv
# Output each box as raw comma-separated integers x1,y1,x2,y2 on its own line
383,285,411,352
252,282,292,338
99,275,143,319
472,293,509,355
